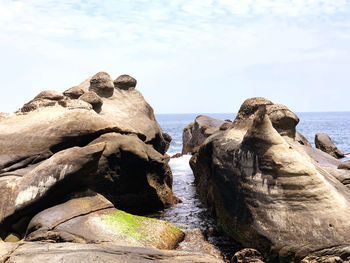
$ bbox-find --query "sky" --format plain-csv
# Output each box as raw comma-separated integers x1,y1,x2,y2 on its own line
0,0,350,114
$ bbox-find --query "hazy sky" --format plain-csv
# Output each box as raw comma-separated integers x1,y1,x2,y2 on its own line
1,0,350,113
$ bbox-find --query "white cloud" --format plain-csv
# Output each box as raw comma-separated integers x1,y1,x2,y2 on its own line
0,0,350,113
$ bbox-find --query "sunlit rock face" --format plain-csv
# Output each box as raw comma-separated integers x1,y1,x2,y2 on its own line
182,115,231,154
315,132,345,159
189,97,350,262
0,72,178,241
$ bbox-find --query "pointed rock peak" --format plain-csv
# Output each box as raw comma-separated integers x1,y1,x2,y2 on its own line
114,74,137,90
89,72,114,97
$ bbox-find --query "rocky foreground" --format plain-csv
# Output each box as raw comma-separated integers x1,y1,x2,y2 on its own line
185,98,350,262
0,72,221,263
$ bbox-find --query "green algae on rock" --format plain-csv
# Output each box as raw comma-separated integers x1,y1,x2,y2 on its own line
101,210,184,249
26,193,184,250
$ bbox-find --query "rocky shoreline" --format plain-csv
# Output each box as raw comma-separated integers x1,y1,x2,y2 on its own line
1,74,350,262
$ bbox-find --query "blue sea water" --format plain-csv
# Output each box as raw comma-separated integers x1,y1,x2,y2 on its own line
156,112,350,155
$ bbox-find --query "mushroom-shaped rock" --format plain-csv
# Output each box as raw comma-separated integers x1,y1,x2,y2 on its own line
234,97,299,137
266,104,299,137
89,72,114,97
63,86,85,99
79,91,103,112
338,160,350,170
71,72,169,153
234,97,273,122
114,74,137,90
34,90,64,101
315,133,345,159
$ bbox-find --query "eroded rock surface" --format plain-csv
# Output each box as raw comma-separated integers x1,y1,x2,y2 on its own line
73,72,170,154
232,248,265,263
339,161,350,170
0,143,105,238
189,97,350,262
26,193,184,250
89,72,115,97
315,133,345,159
182,115,230,154
0,72,179,254
0,241,222,263
114,74,137,90
89,133,179,213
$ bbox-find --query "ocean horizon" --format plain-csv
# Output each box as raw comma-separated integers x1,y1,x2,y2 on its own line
156,111,350,156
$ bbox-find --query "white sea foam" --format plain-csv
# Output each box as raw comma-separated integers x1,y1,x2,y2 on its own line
169,154,192,175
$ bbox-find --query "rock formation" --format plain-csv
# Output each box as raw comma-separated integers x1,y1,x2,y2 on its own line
25,192,184,250
0,72,224,263
338,160,350,170
189,97,350,262
232,248,265,263
315,133,345,159
182,115,231,154
0,241,222,263
114,74,137,90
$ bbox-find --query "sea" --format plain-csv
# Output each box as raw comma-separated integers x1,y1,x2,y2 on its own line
153,112,350,261
156,112,350,156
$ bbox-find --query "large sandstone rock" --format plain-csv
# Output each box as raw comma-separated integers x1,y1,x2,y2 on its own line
189,97,350,262
0,72,178,240
315,133,345,159
182,115,230,154
26,193,184,250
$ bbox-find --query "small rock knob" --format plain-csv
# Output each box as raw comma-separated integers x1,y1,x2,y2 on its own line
89,72,114,97
114,74,137,90
79,91,103,113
